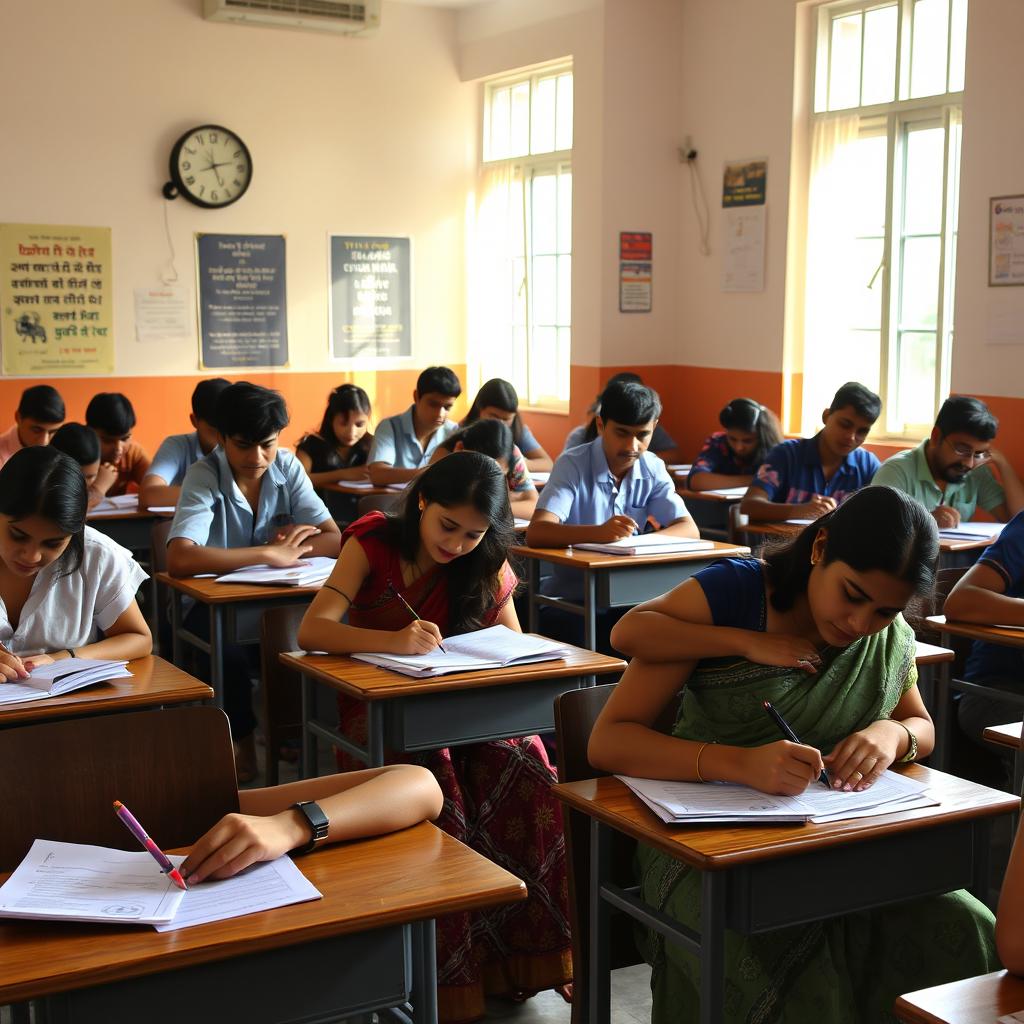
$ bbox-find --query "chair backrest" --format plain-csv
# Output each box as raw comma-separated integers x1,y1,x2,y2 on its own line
260,604,307,786
0,706,238,872
357,493,401,516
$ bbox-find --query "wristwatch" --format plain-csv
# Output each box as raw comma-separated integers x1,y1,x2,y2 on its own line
292,800,330,854
896,722,919,763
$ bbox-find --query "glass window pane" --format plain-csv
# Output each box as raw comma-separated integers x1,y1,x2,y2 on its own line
829,13,863,110
557,170,572,252
911,0,949,98
556,74,574,151
556,327,571,401
488,87,510,160
532,255,557,325
861,5,897,106
531,77,557,154
529,326,557,401
896,332,938,429
511,326,528,396
900,235,940,329
849,134,888,234
903,127,945,235
509,82,530,158
948,0,967,91
557,254,572,325
531,174,557,255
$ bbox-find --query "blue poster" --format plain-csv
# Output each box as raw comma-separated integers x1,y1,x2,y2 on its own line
197,233,288,368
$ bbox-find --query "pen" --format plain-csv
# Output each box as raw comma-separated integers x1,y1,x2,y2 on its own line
762,701,830,789
392,590,448,654
113,800,188,891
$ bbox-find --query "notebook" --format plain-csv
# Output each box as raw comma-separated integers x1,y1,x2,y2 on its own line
938,521,1004,541
214,557,336,587
88,494,140,517
0,658,131,705
352,624,567,677
572,535,715,556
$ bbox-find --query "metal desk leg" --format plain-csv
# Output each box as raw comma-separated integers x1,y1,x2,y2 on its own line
411,919,439,1024
583,572,597,652
933,659,952,770
588,820,612,1024
209,605,225,710
528,557,540,635
699,871,726,1024
171,589,183,668
301,673,316,780
367,702,385,768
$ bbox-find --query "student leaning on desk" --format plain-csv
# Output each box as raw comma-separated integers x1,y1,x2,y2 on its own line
588,486,998,1023
0,446,151,682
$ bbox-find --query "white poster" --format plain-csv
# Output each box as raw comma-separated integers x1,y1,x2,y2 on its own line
134,285,192,344
721,206,765,293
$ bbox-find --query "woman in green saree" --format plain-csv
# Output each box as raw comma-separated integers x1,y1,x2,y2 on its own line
589,486,999,1023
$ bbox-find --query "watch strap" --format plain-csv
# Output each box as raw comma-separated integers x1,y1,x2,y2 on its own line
292,800,329,854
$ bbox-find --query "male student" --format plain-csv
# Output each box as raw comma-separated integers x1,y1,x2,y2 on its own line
740,381,881,522
167,382,341,780
140,377,230,509
871,395,1024,527
85,392,151,497
0,384,64,467
367,366,461,485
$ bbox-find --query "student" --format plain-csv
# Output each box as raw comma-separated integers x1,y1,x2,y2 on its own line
168,382,341,780
562,371,685,463
50,422,114,511
0,446,151,683
367,366,461,486
871,395,1024,527
180,764,443,884
140,377,230,509
462,377,552,471
589,486,998,1022
296,383,373,527
687,397,784,491
998,813,1024,975
740,381,881,522
429,418,539,517
298,452,571,1021
0,384,65,467
85,392,151,498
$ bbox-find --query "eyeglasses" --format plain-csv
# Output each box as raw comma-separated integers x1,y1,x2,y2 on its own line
944,439,991,464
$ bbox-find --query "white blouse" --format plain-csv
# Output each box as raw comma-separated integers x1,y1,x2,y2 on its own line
0,526,148,654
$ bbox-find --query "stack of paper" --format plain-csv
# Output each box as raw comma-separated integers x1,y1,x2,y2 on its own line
573,535,714,556
702,486,749,499
88,494,139,517
513,517,531,530
939,521,1004,542
617,770,936,825
530,471,551,485
0,658,131,705
215,556,336,587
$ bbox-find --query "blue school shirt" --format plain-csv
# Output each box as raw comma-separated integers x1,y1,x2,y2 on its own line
169,447,331,549
687,431,756,484
148,432,205,487
536,438,690,599
753,436,879,505
368,406,459,469
964,511,1024,681
694,558,766,630
562,422,677,455
518,421,540,454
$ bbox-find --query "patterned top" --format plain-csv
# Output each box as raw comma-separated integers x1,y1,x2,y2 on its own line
688,431,756,483
753,435,879,505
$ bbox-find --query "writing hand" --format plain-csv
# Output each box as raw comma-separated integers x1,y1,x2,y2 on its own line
805,494,837,519
596,514,639,543
393,619,443,655
181,811,308,884
739,740,824,796
0,647,30,681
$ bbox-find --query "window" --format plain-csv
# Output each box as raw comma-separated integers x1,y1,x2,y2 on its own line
472,64,572,409
798,0,966,438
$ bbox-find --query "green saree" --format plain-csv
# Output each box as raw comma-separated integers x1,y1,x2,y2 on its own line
636,615,999,1023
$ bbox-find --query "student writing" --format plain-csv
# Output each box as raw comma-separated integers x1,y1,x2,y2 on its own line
0,384,64,468
588,486,997,1022
0,447,151,683
687,397,783,491
85,392,151,498
50,423,111,511
740,381,881,522
461,377,552,471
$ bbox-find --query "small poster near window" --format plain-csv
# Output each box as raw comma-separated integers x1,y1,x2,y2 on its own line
619,231,652,313
989,195,1024,287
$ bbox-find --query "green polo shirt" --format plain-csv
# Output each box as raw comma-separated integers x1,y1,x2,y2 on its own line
871,439,1004,521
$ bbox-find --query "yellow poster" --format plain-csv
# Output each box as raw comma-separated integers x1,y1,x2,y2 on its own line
1,223,114,375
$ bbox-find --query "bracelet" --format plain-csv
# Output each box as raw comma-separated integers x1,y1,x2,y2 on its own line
65,648,76,659
695,741,714,783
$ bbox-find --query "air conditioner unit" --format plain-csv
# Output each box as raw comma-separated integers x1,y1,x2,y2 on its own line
203,0,381,37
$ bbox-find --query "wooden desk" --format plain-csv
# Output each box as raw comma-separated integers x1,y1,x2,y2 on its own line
0,822,526,1024
553,767,1018,1024
159,572,319,707
282,643,625,775
985,722,1024,795
676,488,746,541
87,508,160,551
512,540,751,650
0,656,212,727
895,969,1024,1023
323,481,401,496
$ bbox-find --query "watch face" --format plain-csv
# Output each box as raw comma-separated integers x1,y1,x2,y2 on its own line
171,125,251,208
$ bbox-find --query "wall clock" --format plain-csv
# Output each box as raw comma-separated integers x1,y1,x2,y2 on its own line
162,124,252,208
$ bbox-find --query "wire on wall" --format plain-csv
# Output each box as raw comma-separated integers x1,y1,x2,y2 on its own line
161,200,180,285
683,152,712,257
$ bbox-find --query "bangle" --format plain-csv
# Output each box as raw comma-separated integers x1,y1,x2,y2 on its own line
695,741,714,783
65,648,76,659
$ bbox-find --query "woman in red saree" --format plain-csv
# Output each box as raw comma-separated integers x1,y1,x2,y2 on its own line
299,451,571,1023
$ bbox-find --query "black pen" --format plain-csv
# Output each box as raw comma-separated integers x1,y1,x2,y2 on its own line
393,590,447,654
762,700,830,789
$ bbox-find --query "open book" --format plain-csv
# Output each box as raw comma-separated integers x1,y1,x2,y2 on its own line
88,494,139,517
939,521,1004,542
572,534,715,556
352,623,567,677
0,839,321,930
215,556,336,587
0,658,131,705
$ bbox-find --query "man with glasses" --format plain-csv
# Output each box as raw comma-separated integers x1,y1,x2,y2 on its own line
872,396,1024,527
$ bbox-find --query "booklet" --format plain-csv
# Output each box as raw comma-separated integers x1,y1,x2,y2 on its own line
215,556,336,588
0,839,321,929
572,535,715,556
352,623,567,677
0,658,131,705
939,521,1004,541
88,494,140,517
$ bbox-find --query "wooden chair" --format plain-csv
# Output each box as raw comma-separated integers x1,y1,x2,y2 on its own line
260,605,307,786
357,493,401,516
0,706,238,872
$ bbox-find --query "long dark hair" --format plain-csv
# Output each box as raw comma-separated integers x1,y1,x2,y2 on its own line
443,419,515,470
383,451,515,634
0,447,88,576
764,486,938,612
719,398,783,465
463,378,523,447
318,384,372,446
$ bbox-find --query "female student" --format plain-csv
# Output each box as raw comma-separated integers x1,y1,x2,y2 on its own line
588,486,998,1023
687,397,783,491
296,384,374,527
0,446,150,682
429,418,539,517
462,377,552,471
51,422,117,510
298,451,570,1023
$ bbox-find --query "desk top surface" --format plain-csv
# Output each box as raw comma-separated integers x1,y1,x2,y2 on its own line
740,521,989,553
895,969,1024,1024
926,615,1024,648
86,509,161,523
552,766,1018,871
157,571,322,604
983,721,1023,750
676,488,746,504
0,656,212,725
511,539,750,570
0,821,526,1004
913,640,955,664
324,481,401,495
281,641,625,698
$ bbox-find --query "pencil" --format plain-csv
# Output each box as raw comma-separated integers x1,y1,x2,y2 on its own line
393,591,448,654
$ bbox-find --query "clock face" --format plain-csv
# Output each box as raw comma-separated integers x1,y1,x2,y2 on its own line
170,125,252,208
